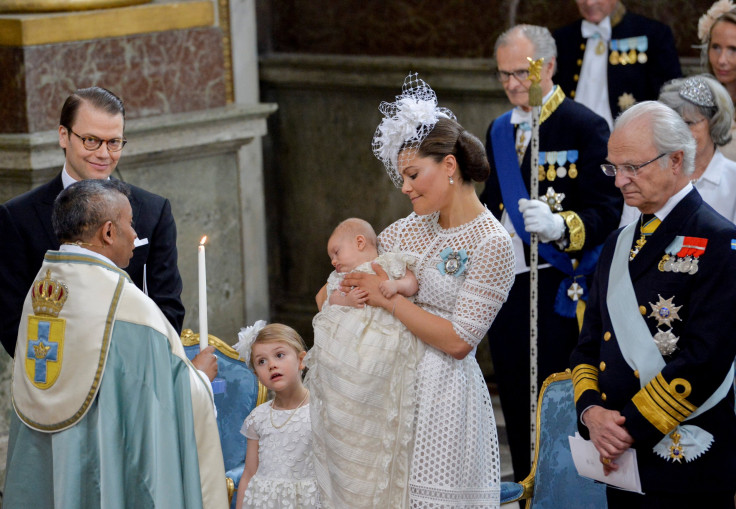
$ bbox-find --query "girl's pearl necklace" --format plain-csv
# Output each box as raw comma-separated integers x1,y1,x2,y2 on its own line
270,389,309,429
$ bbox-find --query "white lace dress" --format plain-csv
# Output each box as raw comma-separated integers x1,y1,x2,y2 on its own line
240,402,320,508
378,210,515,508
306,252,425,508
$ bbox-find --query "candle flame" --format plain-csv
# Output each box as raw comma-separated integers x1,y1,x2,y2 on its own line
200,235,207,246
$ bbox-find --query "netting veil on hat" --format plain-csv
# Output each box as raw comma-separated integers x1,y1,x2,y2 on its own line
372,73,456,187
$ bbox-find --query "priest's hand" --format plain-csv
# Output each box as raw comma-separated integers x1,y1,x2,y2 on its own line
518,198,565,243
192,345,218,381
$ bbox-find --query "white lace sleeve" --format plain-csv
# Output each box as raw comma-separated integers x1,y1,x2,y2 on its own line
240,404,262,440
452,231,515,346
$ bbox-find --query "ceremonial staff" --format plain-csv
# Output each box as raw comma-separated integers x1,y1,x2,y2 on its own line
527,56,544,461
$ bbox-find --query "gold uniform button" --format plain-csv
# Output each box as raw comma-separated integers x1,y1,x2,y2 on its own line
603,331,611,341
574,74,579,81
601,392,607,401
634,370,640,379
499,203,504,211
571,90,576,98
577,59,583,66
580,43,586,50
639,305,647,315
599,362,606,371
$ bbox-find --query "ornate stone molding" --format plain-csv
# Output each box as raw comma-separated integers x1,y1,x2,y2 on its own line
0,1,212,45
0,0,149,13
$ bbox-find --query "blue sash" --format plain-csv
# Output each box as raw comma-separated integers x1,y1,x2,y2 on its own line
490,111,602,317
607,224,734,462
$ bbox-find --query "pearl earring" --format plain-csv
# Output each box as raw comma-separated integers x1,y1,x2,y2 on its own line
449,176,455,184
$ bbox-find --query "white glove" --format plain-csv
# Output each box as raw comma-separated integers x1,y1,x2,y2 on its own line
518,198,565,243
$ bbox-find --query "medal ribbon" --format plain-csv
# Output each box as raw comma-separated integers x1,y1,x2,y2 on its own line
608,224,734,462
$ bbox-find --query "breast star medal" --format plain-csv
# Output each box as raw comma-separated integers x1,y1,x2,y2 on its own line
649,294,682,355
618,92,636,112
540,186,565,212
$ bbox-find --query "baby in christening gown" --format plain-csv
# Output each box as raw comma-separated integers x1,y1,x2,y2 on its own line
306,218,425,509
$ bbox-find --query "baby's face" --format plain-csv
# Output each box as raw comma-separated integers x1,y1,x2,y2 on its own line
327,234,374,273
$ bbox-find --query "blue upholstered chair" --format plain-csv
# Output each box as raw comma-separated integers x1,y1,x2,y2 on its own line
500,371,607,508
181,329,268,508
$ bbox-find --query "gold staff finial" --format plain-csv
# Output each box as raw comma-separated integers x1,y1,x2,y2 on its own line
527,57,544,107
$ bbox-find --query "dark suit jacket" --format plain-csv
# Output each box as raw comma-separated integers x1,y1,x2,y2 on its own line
0,173,184,355
481,95,622,263
554,11,682,119
571,189,736,494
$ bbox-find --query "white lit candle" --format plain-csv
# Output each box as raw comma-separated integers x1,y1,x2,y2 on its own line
198,236,208,351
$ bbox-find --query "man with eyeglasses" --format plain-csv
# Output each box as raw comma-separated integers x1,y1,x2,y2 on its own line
571,101,736,508
553,0,681,131
0,87,185,356
479,24,622,481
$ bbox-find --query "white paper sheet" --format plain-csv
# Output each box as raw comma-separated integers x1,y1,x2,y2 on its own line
569,432,644,494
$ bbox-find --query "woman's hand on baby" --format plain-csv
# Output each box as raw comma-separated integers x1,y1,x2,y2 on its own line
342,264,391,308
379,280,398,299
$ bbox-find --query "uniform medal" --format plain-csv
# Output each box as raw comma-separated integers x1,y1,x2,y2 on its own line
659,236,708,274
649,294,682,356
636,36,648,64
540,186,565,212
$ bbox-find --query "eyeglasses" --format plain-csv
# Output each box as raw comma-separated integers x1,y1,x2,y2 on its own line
683,118,707,127
496,69,530,83
601,153,669,178
65,127,127,152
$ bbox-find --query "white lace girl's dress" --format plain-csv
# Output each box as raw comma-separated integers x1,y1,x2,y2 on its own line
378,210,515,509
306,252,425,509
240,401,320,508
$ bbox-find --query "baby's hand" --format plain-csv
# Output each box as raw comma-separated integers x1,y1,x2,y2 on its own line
347,287,368,308
379,280,398,299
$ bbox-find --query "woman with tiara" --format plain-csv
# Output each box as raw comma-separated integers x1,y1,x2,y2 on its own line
341,73,515,508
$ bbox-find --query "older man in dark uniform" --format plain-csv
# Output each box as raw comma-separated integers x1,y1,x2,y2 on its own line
571,101,736,508
554,0,681,130
480,24,622,480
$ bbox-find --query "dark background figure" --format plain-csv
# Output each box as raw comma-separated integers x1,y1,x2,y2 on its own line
481,24,622,481
0,87,184,356
554,0,682,129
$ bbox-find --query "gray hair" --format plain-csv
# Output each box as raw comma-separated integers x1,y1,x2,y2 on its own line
52,179,132,242
495,24,558,74
614,101,697,176
658,74,733,147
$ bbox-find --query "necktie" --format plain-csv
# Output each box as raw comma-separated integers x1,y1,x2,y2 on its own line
630,214,661,261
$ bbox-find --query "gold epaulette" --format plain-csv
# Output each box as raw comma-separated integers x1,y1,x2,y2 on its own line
572,364,599,403
559,211,585,252
632,374,696,434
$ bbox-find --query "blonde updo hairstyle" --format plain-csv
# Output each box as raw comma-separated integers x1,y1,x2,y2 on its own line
248,323,307,370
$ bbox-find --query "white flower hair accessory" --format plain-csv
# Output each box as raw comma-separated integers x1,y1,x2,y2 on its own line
234,319,267,365
698,0,735,42
372,72,456,188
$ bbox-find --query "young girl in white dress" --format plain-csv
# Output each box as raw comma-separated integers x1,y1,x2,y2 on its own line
307,217,423,508
234,323,319,509
343,74,515,508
